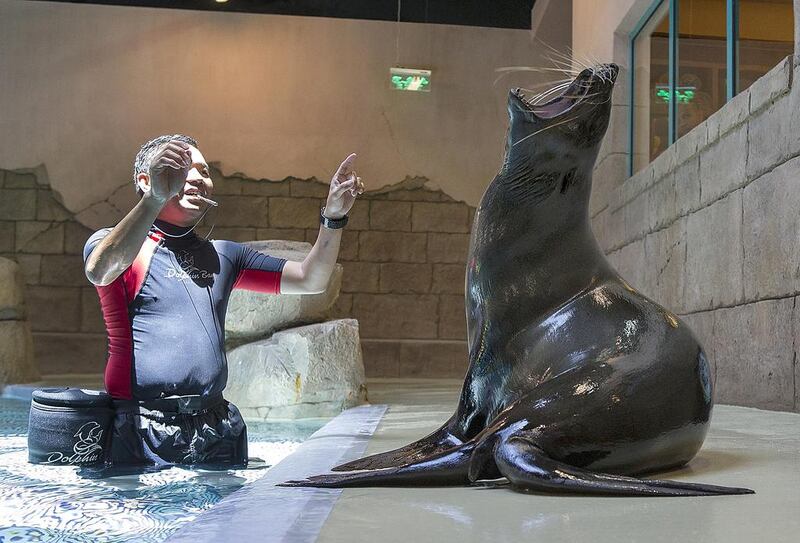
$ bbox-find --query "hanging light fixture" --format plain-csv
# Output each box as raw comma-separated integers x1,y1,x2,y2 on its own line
389,0,433,92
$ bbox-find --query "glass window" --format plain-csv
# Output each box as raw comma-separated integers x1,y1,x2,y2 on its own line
631,0,795,175
738,0,794,91
677,0,727,139
633,1,670,173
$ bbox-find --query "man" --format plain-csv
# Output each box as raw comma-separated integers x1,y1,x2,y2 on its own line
83,134,362,467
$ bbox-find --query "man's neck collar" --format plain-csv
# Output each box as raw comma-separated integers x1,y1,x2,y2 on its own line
152,218,197,238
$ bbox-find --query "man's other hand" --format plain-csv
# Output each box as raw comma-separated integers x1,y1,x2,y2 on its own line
147,141,193,203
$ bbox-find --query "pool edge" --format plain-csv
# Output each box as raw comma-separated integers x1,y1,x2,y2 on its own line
166,402,388,543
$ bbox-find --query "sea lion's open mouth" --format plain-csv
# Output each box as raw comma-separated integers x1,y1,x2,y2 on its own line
511,64,618,120
513,78,589,119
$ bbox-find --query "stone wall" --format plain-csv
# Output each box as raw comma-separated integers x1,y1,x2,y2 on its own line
0,166,474,379
0,257,39,384
0,0,570,214
193,167,474,379
590,56,800,412
0,168,104,376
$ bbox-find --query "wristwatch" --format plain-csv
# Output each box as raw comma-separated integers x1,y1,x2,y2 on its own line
320,207,348,229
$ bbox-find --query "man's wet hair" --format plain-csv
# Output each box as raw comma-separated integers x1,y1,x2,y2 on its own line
133,134,199,196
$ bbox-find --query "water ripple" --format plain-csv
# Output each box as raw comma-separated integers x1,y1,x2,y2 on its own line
0,398,323,542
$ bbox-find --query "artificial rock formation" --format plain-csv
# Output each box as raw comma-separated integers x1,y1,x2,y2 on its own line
225,319,366,420
224,241,365,420
0,257,39,385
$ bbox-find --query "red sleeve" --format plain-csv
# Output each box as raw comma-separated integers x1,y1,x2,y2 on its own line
231,244,287,295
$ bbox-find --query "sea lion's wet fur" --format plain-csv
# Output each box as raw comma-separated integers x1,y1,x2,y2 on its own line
283,64,753,496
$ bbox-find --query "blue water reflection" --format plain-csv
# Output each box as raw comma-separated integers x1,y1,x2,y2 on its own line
0,398,324,542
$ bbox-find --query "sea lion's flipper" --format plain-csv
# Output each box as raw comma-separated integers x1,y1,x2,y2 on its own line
493,433,754,497
280,444,472,488
331,418,462,471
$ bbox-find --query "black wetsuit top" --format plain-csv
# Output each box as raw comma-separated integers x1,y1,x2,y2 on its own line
83,219,286,400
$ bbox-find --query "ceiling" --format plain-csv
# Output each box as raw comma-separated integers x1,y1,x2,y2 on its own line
32,0,537,29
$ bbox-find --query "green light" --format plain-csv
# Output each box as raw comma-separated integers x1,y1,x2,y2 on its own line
655,86,696,103
390,67,432,92
391,75,430,91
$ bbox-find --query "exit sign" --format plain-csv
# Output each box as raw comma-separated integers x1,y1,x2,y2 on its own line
655,85,696,103
390,67,432,92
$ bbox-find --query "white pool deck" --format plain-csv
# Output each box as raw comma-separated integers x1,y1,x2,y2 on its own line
167,378,800,543
7,378,799,542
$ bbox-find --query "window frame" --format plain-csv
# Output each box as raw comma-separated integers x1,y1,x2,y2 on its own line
628,0,739,176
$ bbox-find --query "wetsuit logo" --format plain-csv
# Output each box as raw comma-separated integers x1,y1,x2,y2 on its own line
167,250,214,281
42,421,105,465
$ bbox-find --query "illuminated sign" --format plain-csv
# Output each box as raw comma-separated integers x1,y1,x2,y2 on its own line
390,67,432,92
655,86,696,103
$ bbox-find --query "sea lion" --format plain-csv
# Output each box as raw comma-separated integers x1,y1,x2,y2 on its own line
283,64,753,496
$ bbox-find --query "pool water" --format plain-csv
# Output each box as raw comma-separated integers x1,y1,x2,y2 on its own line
0,398,326,542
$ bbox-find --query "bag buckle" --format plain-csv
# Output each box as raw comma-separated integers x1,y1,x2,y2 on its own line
174,395,203,414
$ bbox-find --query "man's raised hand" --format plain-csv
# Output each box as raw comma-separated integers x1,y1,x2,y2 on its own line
147,141,192,203
324,153,363,219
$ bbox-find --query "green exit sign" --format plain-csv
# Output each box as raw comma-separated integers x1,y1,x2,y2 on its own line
390,67,432,92
655,85,696,103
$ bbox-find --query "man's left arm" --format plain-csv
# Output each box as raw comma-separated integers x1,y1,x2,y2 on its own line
281,153,363,295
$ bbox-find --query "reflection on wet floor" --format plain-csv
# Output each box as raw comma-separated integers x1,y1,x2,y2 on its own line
3,381,799,543
317,380,800,543
0,398,325,543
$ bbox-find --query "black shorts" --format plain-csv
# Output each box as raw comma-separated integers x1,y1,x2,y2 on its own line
109,397,248,467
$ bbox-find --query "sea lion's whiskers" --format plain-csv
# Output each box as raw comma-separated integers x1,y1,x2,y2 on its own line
517,81,572,103
569,90,611,105
535,81,591,104
530,79,572,96
543,54,579,73
511,114,583,148
530,82,573,105
538,40,578,66
594,65,609,84
571,56,592,73
493,66,576,88
536,39,595,75
587,52,604,70
494,67,577,85
535,80,573,93
529,84,572,106
496,66,578,76
562,93,608,107
552,42,600,76
546,56,581,76
584,53,608,82
515,78,572,93
543,50,574,64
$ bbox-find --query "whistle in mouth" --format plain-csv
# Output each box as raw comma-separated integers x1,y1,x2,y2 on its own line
194,194,219,207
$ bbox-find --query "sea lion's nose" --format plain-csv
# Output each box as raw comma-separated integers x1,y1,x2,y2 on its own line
603,64,619,82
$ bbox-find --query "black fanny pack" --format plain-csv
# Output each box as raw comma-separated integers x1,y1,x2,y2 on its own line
112,393,224,415
28,388,114,466
28,389,228,466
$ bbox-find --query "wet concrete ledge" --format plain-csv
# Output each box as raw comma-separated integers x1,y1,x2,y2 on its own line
166,403,388,543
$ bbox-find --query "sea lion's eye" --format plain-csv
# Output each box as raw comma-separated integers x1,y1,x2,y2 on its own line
560,168,579,193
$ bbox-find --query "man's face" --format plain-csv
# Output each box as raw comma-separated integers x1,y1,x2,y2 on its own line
156,145,215,226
